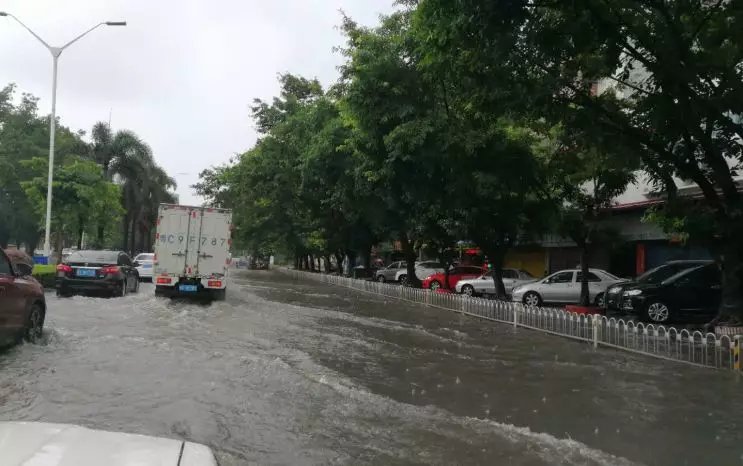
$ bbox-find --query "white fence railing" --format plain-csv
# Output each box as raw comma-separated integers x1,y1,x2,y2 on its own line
280,269,741,371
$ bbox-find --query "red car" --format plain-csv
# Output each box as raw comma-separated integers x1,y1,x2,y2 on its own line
421,265,485,291
0,249,46,346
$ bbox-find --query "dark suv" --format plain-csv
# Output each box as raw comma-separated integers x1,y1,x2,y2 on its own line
56,250,140,297
605,260,719,324
0,249,46,346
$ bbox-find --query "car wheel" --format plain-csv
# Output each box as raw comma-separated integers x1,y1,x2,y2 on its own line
132,277,140,293
645,301,671,323
24,304,44,343
461,285,475,297
377,275,386,283
523,291,542,307
118,280,127,298
399,274,408,286
594,293,605,308
429,280,441,291
56,288,71,298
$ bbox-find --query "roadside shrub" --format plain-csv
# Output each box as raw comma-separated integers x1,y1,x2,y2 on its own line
32,264,56,289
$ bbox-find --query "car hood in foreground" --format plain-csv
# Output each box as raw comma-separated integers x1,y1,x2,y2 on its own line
0,422,217,466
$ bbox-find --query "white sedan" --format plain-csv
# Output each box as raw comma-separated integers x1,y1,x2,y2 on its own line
0,422,217,465
511,268,623,307
455,269,537,296
134,253,155,281
394,261,444,285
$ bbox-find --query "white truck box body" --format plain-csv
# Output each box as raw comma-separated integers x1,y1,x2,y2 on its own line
154,204,232,296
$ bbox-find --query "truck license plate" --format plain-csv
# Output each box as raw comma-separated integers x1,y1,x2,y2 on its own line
179,284,198,292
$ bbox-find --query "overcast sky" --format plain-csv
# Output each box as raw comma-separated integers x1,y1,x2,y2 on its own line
0,0,392,205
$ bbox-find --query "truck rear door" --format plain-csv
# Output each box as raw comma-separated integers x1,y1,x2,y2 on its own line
195,208,232,277
155,205,194,277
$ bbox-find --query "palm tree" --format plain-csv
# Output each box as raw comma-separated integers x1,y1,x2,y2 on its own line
135,166,178,252
90,121,160,252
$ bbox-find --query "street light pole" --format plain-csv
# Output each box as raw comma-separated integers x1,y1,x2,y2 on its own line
0,12,125,259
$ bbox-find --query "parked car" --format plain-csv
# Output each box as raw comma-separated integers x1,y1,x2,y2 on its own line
134,252,155,281
0,249,45,346
605,260,713,314
455,269,536,296
394,261,445,285
0,421,217,465
56,250,140,297
511,268,623,307
607,261,720,324
422,265,484,290
375,261,408,282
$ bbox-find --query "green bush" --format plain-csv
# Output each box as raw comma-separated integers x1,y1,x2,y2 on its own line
33,264,55,274
32,264,56,289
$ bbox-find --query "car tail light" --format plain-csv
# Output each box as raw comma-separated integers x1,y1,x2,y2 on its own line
207,280,222,288
101,266,119,275
56,264,72,273
156,276,172,284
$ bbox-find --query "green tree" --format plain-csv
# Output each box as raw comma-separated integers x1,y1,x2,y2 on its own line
21,157,124,251
91,122,176,252
340,10,456,286
415,0,743,321
0,84,89,250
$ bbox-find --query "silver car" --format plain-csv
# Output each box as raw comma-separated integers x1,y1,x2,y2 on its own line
394,261,444,285
374,261,408,282
455,269,536,296
511,268,623,307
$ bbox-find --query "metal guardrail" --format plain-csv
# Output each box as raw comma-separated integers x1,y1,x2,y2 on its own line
280,269,740,371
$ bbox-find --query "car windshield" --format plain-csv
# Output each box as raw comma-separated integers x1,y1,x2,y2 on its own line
597,271,620,280
67,251,119,265
135,254,154,261
637,264,688,284
519,270,534,278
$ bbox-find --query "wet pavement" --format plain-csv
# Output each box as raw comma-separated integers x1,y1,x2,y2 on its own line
1,270,741,465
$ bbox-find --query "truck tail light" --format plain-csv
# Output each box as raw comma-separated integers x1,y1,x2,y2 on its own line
207,280,222,288
156,276,172,284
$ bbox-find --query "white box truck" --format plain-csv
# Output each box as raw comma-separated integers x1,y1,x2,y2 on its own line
153,204,232,300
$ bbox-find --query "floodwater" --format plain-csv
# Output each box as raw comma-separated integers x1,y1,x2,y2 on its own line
1,270,741,465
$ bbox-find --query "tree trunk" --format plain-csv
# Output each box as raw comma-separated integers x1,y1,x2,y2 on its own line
579,241,591,306
324,254,332,273
345,249,356,276
363,247,371,269
309,254,316,272
440,250,453,290
77,214,84,250
122,215,130,252
334,251,344,275
713,235,743,326
400,234,421,288
129,217,137,255
96,224,105,248
142,227,152,252
55,230,63,265
294,254,300,270
480,245,507,299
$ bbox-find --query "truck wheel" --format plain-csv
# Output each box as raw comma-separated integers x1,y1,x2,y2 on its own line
212,289,227,301
155,286,168,298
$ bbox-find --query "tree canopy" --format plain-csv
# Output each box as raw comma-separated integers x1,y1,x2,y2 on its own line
198,1,743,322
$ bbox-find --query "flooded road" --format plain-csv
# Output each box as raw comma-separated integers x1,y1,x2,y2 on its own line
1,270,741,465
